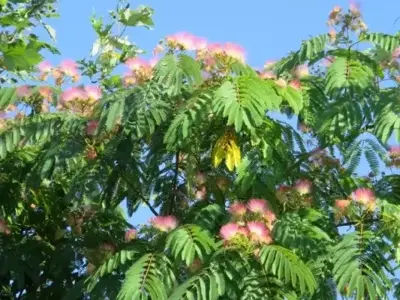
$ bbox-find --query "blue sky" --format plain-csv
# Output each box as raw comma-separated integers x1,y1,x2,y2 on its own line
49,0,400,67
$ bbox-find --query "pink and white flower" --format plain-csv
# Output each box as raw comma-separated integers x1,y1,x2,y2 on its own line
328,6,342,24
349,0,361,17
207,43,224,55
148,57,159,68
289,79,301,90
247,221,272,244
294,179,312,195
38,61,52,73
263,210,277,224
224,42,246,63
153,44,165,56
166,32,197,50
237,226,249,237
389,145,400,159
275,78,287,88
60,60,80,81
263,60,276,71
84,86,102,101
260,71,275,79
17,85,32,98
193,37,208,51
125,57,150,71
38,86,52,100
294,64,309,78
229,202,247,217
61,87,86,102
219,223,240,241
150,215,178,232
125,228,137,242
123,71,136,86
335,199,351,213
392,48,400,59
247,199,269,214
351,188,375,209
38,61,52,80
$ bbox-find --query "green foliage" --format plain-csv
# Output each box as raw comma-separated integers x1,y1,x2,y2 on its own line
0,2,400,300
325,57,375,96
361,32,400,52
331,232,391,299
169,265,225,300
259,245,317,294
118,5,155,28
166,224,216,266
274,34,329,74
155,54,203,96
212,76,283,132
117,253,175,300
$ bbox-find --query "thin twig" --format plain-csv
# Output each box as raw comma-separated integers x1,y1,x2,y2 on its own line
336,218,380,227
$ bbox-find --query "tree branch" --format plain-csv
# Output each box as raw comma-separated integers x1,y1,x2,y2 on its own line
336,218,380,228
122,175,158,216
166,151,180,215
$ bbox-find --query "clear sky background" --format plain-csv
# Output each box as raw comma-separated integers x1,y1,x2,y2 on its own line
39,0,400,296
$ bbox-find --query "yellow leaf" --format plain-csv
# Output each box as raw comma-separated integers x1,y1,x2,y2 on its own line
213,132,241,171
212,140,226,168
229,139,241,169
225,147,235,171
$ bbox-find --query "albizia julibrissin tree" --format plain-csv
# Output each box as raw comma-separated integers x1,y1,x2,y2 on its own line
0,0,400,299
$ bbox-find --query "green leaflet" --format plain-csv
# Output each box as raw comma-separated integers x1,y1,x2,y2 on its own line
154,54,202,96
325,57,375,96
361,32,400,52
0,87,17,110
332,232,390,299
119,6,155,28
259,245,317,295
274,34,329,75
166,224,215,266
117,253,173,300
213,76,282,132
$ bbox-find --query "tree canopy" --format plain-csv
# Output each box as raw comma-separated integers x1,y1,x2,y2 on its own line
0,1,400,299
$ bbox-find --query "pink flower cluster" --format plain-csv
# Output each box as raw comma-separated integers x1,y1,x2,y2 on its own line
150,215,178,232
123,57,158,85
259,60,306,90
294,179,312,196
327,3,366,39
275,180,313,206
388,145,400,167
351,188,376,210
334,199,352,219
60,86,102,103
219,199,276,247
165,32,207,51
38,60,80,83
125,228,137,242
334,187,377,219
220,221,272,245
163,32,246,65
